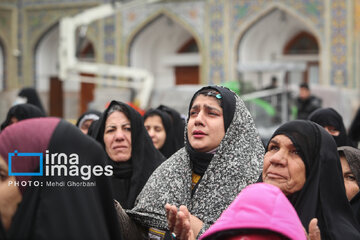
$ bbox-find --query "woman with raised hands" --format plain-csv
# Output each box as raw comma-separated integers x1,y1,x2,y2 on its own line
123,85,264,239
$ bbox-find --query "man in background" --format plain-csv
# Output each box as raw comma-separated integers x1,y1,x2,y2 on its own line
296,83,322,119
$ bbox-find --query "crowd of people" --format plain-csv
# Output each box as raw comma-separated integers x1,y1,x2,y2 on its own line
0,84,360,240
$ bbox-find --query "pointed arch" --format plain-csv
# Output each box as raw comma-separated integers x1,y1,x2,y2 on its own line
125,9,203,65
231,2,322,82
124,9,203,86
33,22,60,91
284,31,319,55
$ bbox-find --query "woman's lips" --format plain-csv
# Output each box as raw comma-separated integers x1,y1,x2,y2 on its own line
113,145,127,150
266,172,286,179
193,130,206,138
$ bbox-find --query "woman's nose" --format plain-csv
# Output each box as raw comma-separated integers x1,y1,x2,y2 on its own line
114,129,125,141
269,150,287,167
148,129,155,138
194,111,205,126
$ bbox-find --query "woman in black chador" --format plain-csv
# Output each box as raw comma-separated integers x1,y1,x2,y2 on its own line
0,117,122,240
91,101,165,209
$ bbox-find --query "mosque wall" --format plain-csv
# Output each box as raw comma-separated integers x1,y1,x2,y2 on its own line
0,0,358,120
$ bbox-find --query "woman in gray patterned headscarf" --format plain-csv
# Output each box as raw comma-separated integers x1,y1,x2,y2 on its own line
338,146,360,201
122,85,264,239
338,146,360,226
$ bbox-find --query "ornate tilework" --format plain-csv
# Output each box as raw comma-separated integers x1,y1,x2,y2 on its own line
208,0,225,84
231,0,324,34
122,1,204,40
330,0,347,86
22,0,107,6
103,15,115,64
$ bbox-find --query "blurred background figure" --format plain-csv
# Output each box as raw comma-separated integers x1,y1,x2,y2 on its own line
76,109,101,135
296,83,322,120
14,87,46,115
263,76,278,90
348,107,360,148
199,183,307,240
157,105,185,150
308,108,355,147
1,103,45,131
144,106,183,158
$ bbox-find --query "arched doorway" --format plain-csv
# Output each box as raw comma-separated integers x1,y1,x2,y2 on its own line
35,24,96,117
77,39,96,115
35,24,60,92
129,14,201,89
35,24,64,117
283,31,319,84
237,8,320,90
175,38,199,85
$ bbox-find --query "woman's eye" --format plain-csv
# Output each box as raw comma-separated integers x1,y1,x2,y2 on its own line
0,172,7,181
209,112,219,116
346,175,357,181
268,145,279,151
124,127,131,132
105,128,115,133
291,150,300,155
190,111,197,116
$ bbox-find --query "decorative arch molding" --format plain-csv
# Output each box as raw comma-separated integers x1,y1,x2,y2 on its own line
230,2,323,82
23,3,98,86
124,9,203,65
124,9,204,84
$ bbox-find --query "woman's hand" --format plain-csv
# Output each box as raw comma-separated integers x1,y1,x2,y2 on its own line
165,204,203,240
308,218,321,240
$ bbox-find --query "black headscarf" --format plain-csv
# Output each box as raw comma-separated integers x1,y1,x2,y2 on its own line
185,86,236,175
76,109,101,128
0,117,122,240
1,103,45,131
91,101,165,209
18,87,46,114
144,108,177,158
308,107,354,147
261,120,360,239
349,107,360,144
0,218,5,240
157,105,185,150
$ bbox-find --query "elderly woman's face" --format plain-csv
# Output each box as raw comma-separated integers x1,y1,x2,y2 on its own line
103,111,132,162
187,95,225,152
0,155,22,231
262,134,306,196
340,155,360,201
